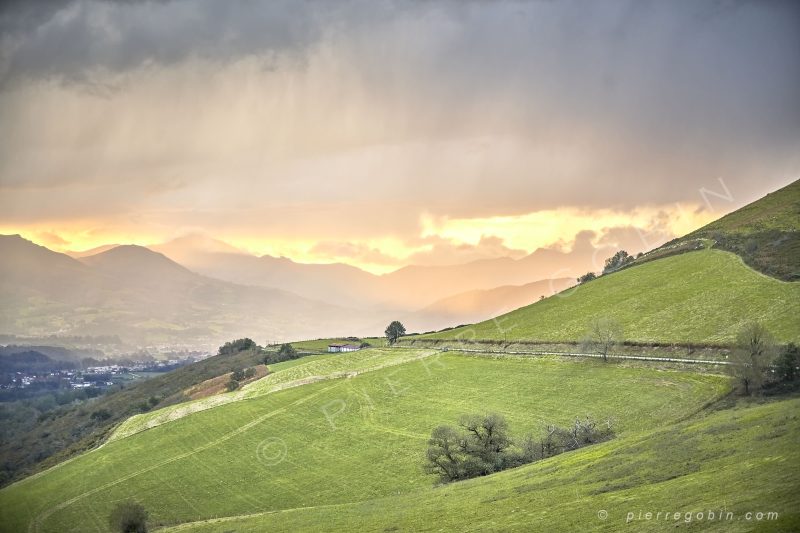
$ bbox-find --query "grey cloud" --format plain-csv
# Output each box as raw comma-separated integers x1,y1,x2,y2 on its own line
0,0,798,222
1,0,327,85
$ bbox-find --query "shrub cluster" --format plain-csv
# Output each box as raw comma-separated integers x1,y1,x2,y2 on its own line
218,338,257,356
425,413,614,483
262,343,299,365
710,229,798,281
226,366,258,392
108,500,148,533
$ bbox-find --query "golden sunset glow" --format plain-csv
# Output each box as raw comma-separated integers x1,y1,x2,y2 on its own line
3,201,721,275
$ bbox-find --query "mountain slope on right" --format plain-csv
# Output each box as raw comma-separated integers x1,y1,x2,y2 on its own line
417,180,800,345
664,178,799,281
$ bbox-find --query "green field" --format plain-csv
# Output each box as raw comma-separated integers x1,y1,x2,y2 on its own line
108,348,438,441
0,349,729,533
157,396,800,533
416,249,800,344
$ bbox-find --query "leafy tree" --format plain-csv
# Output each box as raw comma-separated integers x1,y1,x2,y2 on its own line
577,272,596,284
727,322,776,395
218,338,257,356
581,317,624,362
385,321,406,345
225,379,239,392
231,368,246,381
424,413,613,483
278,343,298,360
776,343,799,382
602,250,634,274
108,500,148,533
459,413,513,474
424,425,467,481
244,367,256,379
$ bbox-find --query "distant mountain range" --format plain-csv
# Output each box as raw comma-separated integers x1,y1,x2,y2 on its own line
2,231,608,348
150,232,606,310
0,236,374,349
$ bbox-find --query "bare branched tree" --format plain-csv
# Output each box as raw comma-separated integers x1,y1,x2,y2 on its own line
582,317,624,362
727,322,776,395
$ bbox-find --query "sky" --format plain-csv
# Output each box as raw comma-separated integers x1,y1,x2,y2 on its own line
0,0,798,274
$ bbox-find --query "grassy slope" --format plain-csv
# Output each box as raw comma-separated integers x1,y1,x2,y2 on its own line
675,178,800,280
108,347,436,441
0,351,728,533
160,396,800,533
0,346,268,487
686,179,800,235
416,249,800,344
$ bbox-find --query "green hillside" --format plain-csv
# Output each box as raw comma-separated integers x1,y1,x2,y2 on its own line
416,249,800,344
107,347,437,442
0,349,728,533
674,178,800,280
157,396,800,533
689,179,800,236
0,342,273,488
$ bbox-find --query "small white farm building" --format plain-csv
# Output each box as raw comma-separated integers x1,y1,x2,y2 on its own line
328,343,361,353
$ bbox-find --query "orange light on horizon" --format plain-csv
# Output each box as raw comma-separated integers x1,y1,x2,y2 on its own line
1,202,719,274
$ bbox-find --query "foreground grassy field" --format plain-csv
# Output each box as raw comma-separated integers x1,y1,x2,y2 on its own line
417,249,800,344
0,350,728,533
159,396,800,533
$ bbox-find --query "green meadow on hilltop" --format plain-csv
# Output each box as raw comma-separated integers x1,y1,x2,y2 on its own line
416,249,800,345
0,350,729,533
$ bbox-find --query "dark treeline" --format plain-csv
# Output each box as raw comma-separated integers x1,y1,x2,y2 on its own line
0,351,78,373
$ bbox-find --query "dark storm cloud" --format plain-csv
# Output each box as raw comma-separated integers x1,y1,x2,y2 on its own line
0,0,798,241
0,0,329,85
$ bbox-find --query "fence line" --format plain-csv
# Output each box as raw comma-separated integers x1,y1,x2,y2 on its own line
432,347,731,366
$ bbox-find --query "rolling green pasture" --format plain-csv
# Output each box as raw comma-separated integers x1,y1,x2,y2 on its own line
108,348,438,441
159,396,800,533
418,249,800,344
266,352,337,372
0,351,728,533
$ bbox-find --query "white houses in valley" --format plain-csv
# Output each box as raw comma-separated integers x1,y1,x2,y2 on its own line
327,343,361,353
